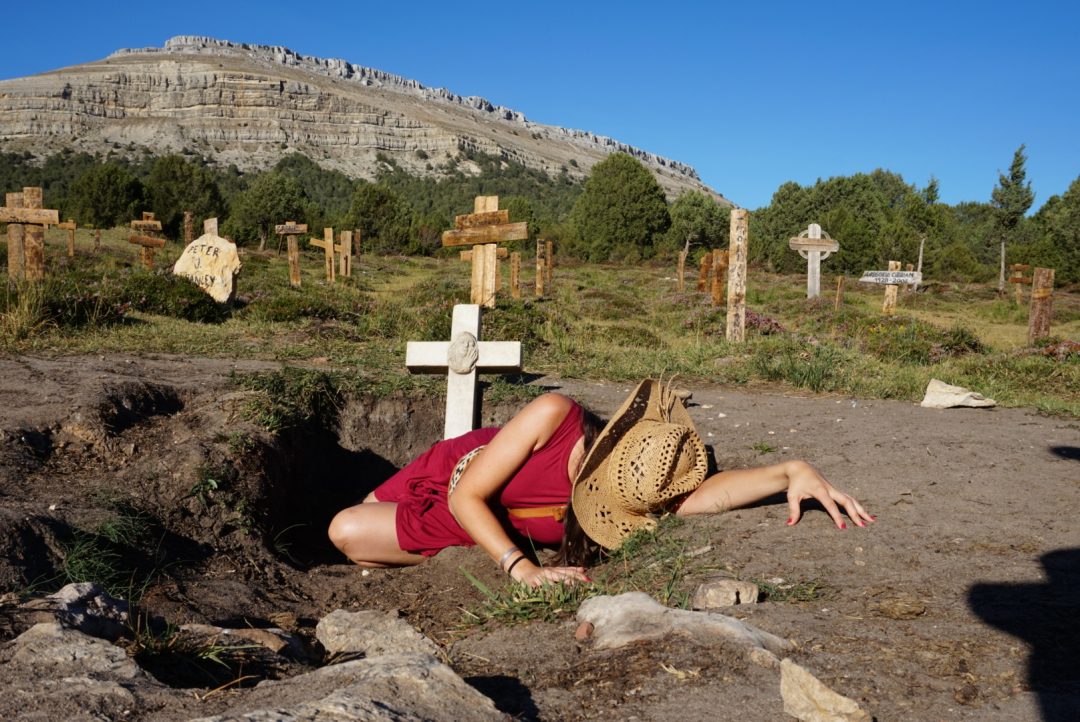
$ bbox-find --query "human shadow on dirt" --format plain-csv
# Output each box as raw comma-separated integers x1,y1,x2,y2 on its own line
968,548,1080,722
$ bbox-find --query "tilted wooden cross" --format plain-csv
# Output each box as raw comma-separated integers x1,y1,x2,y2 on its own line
406,304,522,439
129,212,165,270
2,187,59,281
442,196,528,307
309,227,335,283
275,221,308,287
789,224,839,299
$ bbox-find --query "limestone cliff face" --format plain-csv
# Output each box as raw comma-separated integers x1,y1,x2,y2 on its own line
0,36,729,203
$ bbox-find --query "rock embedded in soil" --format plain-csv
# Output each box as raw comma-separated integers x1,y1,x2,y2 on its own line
780,658,870,722
577,592,789,657
190,652,506,722
691,579,760,609
315,608,440,658
20,582,130,640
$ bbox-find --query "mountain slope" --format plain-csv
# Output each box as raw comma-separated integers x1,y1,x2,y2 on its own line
0,36,729,203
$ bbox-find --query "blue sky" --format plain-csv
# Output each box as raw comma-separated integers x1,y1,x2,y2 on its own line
2,1,1077,211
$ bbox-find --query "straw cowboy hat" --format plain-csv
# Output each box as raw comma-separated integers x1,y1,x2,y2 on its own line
572,378,709,549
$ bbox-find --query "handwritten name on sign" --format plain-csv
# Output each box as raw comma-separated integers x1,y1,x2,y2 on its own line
173,233,242,303
859,271,922,285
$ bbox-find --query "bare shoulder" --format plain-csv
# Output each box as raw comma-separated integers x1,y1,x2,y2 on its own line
502,392,576,449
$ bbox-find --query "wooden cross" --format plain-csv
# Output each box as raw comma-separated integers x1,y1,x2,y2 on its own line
275,221,308,287
442,196,528,307
711,248,728,307
406,304,522,439
309,228,335,283
336,230,353,278
2,187,59,281
789,224,839,299
57,220,76,258
129,212,165,270
1009,263,1032,306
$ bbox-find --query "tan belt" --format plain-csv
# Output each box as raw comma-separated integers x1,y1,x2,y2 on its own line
450,445,569,522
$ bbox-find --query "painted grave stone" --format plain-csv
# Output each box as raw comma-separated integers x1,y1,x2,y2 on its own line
173,218,242,303
275,221,308,288
406,304,522,439
442,196,527,307
129,212,165,270
789,223,839,299
726,209,749,343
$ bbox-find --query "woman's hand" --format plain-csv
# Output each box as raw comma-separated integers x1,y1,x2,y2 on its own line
511,559,591,588
786,460,875,529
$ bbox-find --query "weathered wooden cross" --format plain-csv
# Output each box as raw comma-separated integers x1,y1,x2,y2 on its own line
442,196,528,307
309,228,336,283
1009,263,1031,306
2,187,59,281
57,220,77,258
789,223,839,299
275,221,308,287
461,246,508,295
406,304,522,439
711,248,728,307
129,212,165,270
336,230,353,279
859,261,921,314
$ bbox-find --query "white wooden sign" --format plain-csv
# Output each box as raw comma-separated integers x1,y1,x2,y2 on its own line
859,270,922,285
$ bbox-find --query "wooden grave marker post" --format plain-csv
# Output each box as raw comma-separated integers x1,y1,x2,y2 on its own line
57,220,76,258
510,251,522,299
726,209,749,342
677,249,688,292
309,228,336,283
336,230,353,278
129,212,165,270
442,196,527,308
711,248,728,307
545,240,554,287
858,262,921,314
1027,268,1055,344
4,192,25,280
789,223,839,299
1009,263,1031,306
535,237,546,298
406,304,523,439
93,229,101,254
834,275,845,310
697,252,712,292
183,211,194,244
275,221,308,288
2,188,60,281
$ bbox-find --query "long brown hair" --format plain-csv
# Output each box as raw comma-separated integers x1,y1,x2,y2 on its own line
553,406,605,567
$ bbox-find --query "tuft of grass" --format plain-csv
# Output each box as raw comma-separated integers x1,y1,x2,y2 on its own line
751,441,776,455
752,577,830,603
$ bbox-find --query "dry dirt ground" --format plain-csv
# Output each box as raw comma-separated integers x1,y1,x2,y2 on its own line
0,354,1077,721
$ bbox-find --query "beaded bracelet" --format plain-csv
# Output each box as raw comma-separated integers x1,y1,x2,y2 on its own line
498,546,521,570
505,555,527,577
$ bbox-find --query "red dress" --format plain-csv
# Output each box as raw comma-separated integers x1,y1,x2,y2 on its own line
373,402,584,556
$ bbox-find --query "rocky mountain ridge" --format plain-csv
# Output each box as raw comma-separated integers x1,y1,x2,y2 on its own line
0,36,728,202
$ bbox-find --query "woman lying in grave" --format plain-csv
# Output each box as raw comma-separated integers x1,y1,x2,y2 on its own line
328,379,875,587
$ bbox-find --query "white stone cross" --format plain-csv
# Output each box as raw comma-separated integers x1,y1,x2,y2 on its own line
406,304,522,439
789,223,839,299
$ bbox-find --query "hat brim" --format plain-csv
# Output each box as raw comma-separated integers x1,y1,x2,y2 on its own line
572,379,701,549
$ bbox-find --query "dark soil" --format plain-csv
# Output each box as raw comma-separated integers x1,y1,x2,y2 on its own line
0,354,1077,721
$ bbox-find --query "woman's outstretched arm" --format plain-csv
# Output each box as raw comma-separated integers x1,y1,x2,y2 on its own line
675,460,875,529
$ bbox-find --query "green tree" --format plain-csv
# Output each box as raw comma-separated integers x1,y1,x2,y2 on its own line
991,144,1035,233
568,153,670,262
344,182,413,253
224,172,306,249
68,164,144,228
1028,175,1080,283
663,191,730,258
147,155,224,237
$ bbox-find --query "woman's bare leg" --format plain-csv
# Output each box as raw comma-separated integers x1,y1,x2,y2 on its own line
676,460,874,528
328,501,427,567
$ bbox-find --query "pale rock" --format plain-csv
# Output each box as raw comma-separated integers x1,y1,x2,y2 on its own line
315,608,440,658
190,653,505,722
691,579,760,609
20,581,129,640
780,658,871,722
576,592,789,656
920,379,996,409
172,232,242,303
